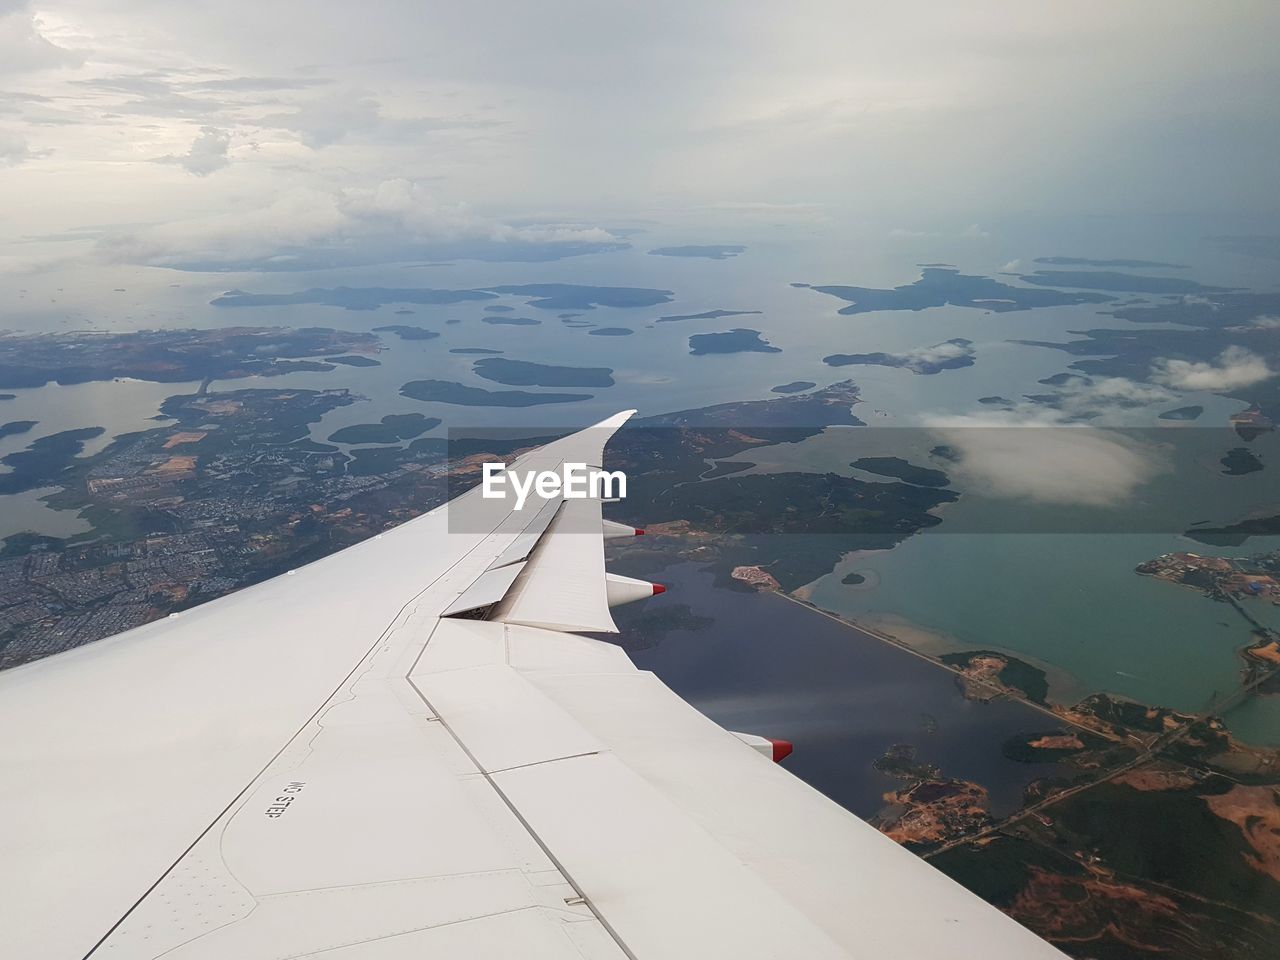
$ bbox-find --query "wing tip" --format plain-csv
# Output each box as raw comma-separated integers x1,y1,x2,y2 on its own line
589,409,637,432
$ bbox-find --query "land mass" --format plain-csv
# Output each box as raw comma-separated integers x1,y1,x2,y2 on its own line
399,379,590,407
327,414,441,445
472,357,615,388
647,245,746,260
852,456,950,487
688,328,780,356
806,267,1113,316
0,327,376,388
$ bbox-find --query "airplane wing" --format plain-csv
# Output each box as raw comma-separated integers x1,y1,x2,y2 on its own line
0,411,1066,959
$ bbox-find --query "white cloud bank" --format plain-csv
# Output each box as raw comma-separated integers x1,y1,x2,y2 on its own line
98,178,627,270
1151,346,1273,391
154,126,231,177
927,411,1165,507
0,2,80,75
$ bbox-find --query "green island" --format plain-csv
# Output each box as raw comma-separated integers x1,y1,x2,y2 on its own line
372,324,440,341
805,267,1113,316
327,414,442,444
688,328,781,356
0,326,375,388
658,308,761,323
399,379,591,406
472,357,615,388
851,456,950,487
825,338,975,375
0,420,38,441
1220,447,1263,475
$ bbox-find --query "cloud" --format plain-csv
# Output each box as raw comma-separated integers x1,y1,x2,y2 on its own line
98,178,629,270
266,90,501,149
1000,259,1022,272
0,128,30,166
1151,346,1273,391
888,224,991,240
705,201,827,223
0,2,81,75
1247,315,1280,329
927,410,1165,506
155,126,231,176
1055,375,1176,411
896,339,975,371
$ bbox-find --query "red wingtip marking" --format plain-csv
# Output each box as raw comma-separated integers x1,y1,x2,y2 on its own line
635,528,645,536
768,739,793,763
651,583,666,596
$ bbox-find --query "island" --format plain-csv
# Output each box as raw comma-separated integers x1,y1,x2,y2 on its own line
824,338,974,375
472,357,615,388
483,283,674,310
1034,256,1190,269
0,326,378,388
0,420,38,441
324,355,381,367
211,286,496,310
851,456,949,487
1017,270,1223,295
1158,405,1204,421
647,245,746,260
771,381,816,394
688,328,781,356
658,308,761,323
805,267,1113,316
327,414,441,444
399,379,590,407
481,316,541,326
587,327,633,336
1220,447,1264,475
371,324,440,341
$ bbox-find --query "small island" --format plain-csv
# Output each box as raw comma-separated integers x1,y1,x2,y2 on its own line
399,379,590,407
771,381,816,394
0,420,38,441
851,456,949,487
472,357,615,388
485,283,674,311
327,414,441,445
1220,447,1264,475
688,328,781,356
0,326,377,388
824,339,974,375
372,325,440,341
659,308,761,323
648,245,746,260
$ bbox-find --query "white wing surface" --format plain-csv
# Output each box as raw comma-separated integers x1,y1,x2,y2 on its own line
0,411,1066,959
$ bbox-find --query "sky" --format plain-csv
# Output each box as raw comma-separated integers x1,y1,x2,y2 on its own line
2,1,1279,276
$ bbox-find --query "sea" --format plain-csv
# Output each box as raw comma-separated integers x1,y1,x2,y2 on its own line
3,213,1279,746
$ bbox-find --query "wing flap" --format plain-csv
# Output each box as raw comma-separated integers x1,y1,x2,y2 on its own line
495,496,618,634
